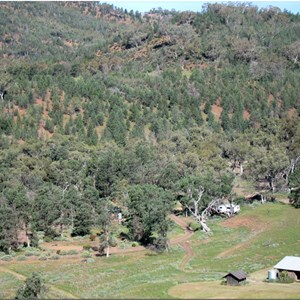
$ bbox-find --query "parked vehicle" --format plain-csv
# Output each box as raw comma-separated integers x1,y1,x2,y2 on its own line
217,203,240,214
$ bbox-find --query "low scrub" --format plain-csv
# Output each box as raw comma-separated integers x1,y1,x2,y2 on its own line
60,249,79,255
49,255,60,260
188,222,201,232
81,251,92,258
38,254,48,261
278,271,294,283
16,255,27,261
1,255,13,261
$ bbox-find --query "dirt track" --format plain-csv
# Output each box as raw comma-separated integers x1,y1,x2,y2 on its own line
169,214,194,269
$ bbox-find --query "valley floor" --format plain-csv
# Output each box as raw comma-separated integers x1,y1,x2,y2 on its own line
1,202,299,299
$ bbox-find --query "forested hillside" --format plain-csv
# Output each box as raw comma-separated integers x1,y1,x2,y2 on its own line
0,2,300,253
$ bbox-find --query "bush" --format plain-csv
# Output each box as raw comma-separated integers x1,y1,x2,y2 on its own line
16,255,27,261
67,249,79,255
9,250,17,257
89,234,97,241
109,237,117,247
38,254,47,261
56,250,61,255
86,258,95,263
81,251,92,258
1,255,13,261
59,249,79,255
0,251,6,258
188,222,201,232
82,244,92,251
49,255,60,260
43,237,52,243
24,248,40,257
278,271,294,283
153,236,168,253
131,242,139,247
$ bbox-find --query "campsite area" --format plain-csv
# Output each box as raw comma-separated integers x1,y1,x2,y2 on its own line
1,199,299,299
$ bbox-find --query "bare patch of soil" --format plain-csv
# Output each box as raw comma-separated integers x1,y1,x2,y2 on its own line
221,215,263,232
211,104,223,120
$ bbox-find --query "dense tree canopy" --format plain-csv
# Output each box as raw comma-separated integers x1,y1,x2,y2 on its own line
0,2,299,252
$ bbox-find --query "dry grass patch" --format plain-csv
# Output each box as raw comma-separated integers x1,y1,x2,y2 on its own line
168,280,300,299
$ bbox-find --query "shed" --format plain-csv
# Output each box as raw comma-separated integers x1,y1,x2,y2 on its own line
274,256,300,281
223,270,247,286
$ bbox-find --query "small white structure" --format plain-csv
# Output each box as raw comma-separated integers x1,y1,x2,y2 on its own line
274,256,300,281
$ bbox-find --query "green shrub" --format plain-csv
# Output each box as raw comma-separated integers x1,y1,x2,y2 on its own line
1,255,13,261
9,250,16,257
0,251,6,258
81,251,92,258
188,222,201,232
67,249,79,255
16,255,27,261
59,249,79,255
132,242,139,247
109,237,117,247
86,258,95,263
49,255,60,260
278,271,294,283
38,254,47,261
82,244,92,251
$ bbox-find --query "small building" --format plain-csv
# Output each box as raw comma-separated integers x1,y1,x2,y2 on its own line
223,270,247,286
274,256,300,281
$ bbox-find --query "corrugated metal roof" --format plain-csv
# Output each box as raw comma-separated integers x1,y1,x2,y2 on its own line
223,270,247,280
274,256,300,271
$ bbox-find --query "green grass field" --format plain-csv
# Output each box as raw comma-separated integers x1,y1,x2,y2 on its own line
0,202,299,299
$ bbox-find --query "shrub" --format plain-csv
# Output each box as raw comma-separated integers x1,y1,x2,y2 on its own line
278,271,294,283
67,249,79,255
86,258,95,263
109,237,117,247
81,251,92,258
82,244,92,251
59,249,79,255
131,242,139,247
188,222,201,232
153,236,168,253
49,255,60,260
56,250,61,255
16,255,27,261
38,255,47,261
0,251,6,258
24,248,40,257
89,234,97,241
1,255,13,261
9,250,17,257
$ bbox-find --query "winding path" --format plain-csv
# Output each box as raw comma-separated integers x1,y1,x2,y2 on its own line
169,214,194,269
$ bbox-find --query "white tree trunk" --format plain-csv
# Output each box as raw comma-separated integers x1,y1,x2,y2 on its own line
240,163,243,176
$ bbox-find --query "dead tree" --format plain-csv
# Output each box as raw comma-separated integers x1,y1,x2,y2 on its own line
185,187,221,233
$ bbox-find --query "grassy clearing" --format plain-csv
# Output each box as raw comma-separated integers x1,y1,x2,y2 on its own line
188,202,300,273
0,202,299,299
168,280,300,299
0,271,23,299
